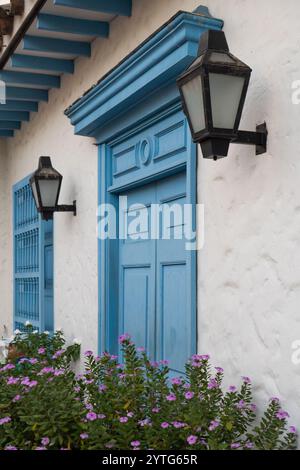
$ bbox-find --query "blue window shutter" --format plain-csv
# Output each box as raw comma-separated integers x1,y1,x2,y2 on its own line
13,176,53,332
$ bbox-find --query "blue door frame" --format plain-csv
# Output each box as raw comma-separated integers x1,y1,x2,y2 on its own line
97,98,197,362
13,174,54,332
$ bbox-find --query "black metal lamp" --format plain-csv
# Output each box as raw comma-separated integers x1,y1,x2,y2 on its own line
30,157,76,221
177,30,268,160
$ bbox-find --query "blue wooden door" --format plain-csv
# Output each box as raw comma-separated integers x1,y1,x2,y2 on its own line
13,176,54,332
119,172,190,373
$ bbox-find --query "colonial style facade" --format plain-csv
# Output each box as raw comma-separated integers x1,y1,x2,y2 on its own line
0,0,300,425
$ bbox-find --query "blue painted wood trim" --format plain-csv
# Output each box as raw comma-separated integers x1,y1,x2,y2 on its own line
0,121,21,130
0,100,38,112
6,86,48,102
0,130,14,137
37,13,109,37
54,0,132,17
0,70,60,89
65,11,223,136
23,35,91,57
0,111,29,121
11,54,74,74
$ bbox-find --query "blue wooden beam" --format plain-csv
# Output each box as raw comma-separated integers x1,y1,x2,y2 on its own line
0,111,30,121
6,87,48,102
0,100,38,112
53,0,132,16
37,13,109,37
11,54,74,74
0,130,14,137
0,70,60,89
23,35,91,57
0,121,21,130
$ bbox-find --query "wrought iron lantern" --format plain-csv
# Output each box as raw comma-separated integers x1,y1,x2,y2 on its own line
177,29,268,160
30,156,76,221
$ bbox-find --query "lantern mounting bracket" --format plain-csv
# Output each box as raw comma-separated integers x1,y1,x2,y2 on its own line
232,122,268,155
56,201,77,216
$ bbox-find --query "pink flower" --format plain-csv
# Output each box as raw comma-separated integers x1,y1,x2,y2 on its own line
187,435,197,445
231,443,241,449
131,441,141,448
52,349,65,359
166,393,176,402
119,417,128,423
171,377,182,386
28,380,38,388
215,367,224,374
276,410,290,420
172,421,186,429
80,433,89,440
161,422,169,429
236,400,246,409
12,395,21,403
41,437,50,446
38,348,46,355
185,391,194,400
127,412,134,418
152,408,160,414
209,420,220,431
98,414,106,420
0,417,11,425
289,426,297,434
84,350,93,357
7,377,19,385
242,376,251,384
245,442,254,449
86,412,97,421
228,386,237,393
5,446,18,451
249,403,257,412
208,379,219,390
118,334,130,344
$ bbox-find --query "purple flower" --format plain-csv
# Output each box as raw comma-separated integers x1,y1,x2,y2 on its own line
84,350,93,357
185,391,194,400
228,386,237,393
209,420,220,431
187,435,198,445
74,386,81,393
99,384,107,392
152,408,160,414
21,377,30,386
5,446,18,451
38,347,46,355
161,422,169,429
52,349,65,359
12,395,22,403
137,347,145,353
35,447,47,451
215,367,224,374
85,403,93,411
119,417,128,423
54,369,64,377
160,360,169,366
41,437,50,447
208,379,219,390
289,426,297,434
7,377,19,385
131,441,141,448
80,433,89,440
3,364,15,371
40,367,54,375
236,400,246,409
0,417,11,425
28,380,38,388
29,358,38,365
127,412,134,418
276,410,290,420
171,377,182,386
249,403,257,413
270,397,280,403
118,334,130,344
242,376,251,384
166,393,176,402
86,412,97,422
231,443,241,449
245,442,254,449
98,414,106,420
172,421,186,429
139,418,152,427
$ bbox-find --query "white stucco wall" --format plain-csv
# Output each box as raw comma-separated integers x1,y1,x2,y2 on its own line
0,0,300,427
0,139,10,338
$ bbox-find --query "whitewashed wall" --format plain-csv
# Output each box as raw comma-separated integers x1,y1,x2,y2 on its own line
0,0,300,427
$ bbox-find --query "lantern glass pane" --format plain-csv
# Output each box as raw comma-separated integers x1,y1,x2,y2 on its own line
181,74,205,134
209,73,245,129
209,52,235,64
31,180,39,209
39,180,60,207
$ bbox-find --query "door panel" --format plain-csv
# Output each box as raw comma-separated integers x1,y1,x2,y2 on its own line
119,172,190,372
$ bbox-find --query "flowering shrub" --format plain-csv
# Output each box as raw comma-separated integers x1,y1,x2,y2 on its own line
0,328,297,450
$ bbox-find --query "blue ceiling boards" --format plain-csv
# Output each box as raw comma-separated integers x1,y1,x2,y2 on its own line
0,0,132,138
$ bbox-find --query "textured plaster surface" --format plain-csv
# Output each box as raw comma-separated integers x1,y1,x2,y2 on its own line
0,0,299,427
